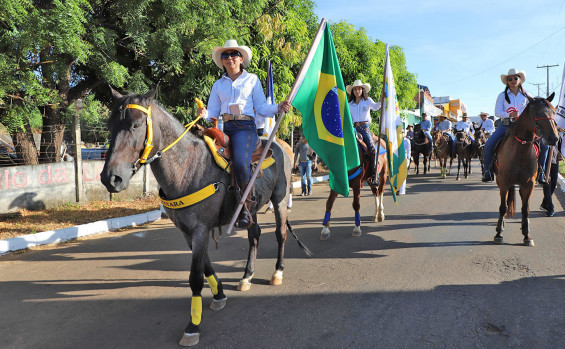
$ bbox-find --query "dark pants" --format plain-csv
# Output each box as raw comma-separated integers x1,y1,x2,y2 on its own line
223,120,257,186
541,161,559,211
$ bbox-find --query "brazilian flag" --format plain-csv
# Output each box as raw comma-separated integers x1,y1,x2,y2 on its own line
290,21,359,197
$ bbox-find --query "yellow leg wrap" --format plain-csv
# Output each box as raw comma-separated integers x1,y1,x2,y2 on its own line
206,275,219,295
191,296,202,326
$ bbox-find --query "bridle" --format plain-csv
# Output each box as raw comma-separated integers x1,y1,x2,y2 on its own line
514,99,556,145
124,103,202,174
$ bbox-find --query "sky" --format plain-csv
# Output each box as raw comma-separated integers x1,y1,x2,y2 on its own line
314,0,565,117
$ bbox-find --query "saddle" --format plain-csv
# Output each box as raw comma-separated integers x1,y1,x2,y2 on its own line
203,127,274,174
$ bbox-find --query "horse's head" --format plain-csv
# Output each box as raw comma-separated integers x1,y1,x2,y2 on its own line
431,130,441,144
455,131,468,144
413,123,424,139
525,93,559,146
100,86,159,193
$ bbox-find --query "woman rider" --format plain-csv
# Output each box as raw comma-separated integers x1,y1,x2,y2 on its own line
482,68,548,184
197,40,291,227
346,79,381,184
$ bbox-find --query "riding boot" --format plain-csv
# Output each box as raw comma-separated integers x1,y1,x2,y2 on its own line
537,167,547,185
235,181,255,228
369,151,379,186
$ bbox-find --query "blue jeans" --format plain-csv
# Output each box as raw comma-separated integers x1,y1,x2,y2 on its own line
298,160,312,194
483,123,548,174
223,120,257,185
446,133,456,156
424,130,433,149
355,124,375,154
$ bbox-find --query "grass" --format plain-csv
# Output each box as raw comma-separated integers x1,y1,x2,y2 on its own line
0,194,161,240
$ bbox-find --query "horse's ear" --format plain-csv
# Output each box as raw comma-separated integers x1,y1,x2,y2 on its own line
143,82,160,102
110,85,123,101
547,92,555,103
526,94,535,103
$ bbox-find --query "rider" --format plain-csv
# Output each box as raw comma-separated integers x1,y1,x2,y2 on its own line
437,113,455,156
478,112,495,136
419,113,433,152
455,113,475,146
197,39,291,227
482,68,548,184
346,79,381,184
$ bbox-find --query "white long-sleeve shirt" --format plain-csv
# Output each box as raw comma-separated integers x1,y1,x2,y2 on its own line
478,118,495,133
205,70,279,122
456,120,473,135
495,89,529,119
348,97,381,123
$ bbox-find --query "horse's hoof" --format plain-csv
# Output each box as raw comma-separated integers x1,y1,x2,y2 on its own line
377,214,384,222
210,296,227,311
238,275,253,291
493,236,503,244
352,226,362,237
320,227,330,240
524,239,535,247
270,270,283,286
456,177,460,181
179,333,199,347
372,215,378,222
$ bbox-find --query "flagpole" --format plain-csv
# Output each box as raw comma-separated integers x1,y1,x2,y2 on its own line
224,18,328,236
375,44,389,179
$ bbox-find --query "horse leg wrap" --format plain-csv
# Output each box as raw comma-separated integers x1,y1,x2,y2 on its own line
191,296,203,326
205,275,219,296
322,211,331,226
355,212,361,227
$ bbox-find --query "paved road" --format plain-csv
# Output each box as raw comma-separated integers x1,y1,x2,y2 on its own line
2,163,565,348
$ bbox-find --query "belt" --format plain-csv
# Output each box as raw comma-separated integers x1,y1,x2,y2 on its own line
222,113,254,121
354,121,369,126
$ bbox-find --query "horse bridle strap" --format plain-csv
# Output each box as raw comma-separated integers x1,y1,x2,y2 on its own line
126,104,154,164
125,103,202,167
159,182,220,209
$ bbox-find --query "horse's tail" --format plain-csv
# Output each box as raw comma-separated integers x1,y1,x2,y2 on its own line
287,219,313,257
506,185,516,217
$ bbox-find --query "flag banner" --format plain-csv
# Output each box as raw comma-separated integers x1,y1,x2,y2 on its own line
290,20,359,197
382,44,407,203
555,63,565,156
263,60,275,137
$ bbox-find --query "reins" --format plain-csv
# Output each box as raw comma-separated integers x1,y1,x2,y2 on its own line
511,99,555,146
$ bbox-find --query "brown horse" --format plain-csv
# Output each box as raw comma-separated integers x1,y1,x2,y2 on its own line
474,127,488,174
454,131,474,180
320,136,388,239
493,93,559,246
432,130,454,178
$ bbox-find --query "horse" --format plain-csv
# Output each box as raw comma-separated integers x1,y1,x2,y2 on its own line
100,87,306,346
320,135,388,240
493,93,559,246
454,131,474,180
411,123,432,174
432,130,454,178
474,127,488,174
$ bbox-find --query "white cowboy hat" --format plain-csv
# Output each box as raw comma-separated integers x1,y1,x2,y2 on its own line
346,80,371,94
501,68,526,84
479,112,489,117
212,40,252,69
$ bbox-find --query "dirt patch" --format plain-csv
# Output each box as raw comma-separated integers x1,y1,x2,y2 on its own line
0,194,161,240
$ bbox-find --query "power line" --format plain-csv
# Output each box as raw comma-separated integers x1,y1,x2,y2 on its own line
438,24,565,86
527,82,545,97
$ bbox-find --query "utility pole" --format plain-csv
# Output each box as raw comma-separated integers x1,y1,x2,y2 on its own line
528,82,544,96
537,64,559,97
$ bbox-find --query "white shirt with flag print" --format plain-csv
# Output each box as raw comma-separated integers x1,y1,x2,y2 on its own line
348,98,381,123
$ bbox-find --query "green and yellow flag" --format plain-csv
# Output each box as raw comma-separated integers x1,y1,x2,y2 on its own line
290,20,359,197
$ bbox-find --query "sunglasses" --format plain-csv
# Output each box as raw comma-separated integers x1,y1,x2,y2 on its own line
221,51,242,60
507,76,520,81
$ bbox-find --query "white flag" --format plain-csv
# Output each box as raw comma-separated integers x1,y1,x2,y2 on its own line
555,64,565,156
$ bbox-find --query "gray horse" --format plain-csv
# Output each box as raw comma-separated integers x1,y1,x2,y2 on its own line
101,87,301,346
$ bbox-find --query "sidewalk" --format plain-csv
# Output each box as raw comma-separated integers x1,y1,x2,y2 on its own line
0,176,330,255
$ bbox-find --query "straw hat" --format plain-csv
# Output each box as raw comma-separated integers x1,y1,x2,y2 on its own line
211,40,252,69
501,68,526,84
346,80,371,94
479,112,489,118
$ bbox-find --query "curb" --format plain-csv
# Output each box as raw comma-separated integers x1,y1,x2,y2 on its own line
1,177,330,255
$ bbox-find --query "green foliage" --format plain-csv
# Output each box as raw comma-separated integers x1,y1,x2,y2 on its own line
0,0,417,160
